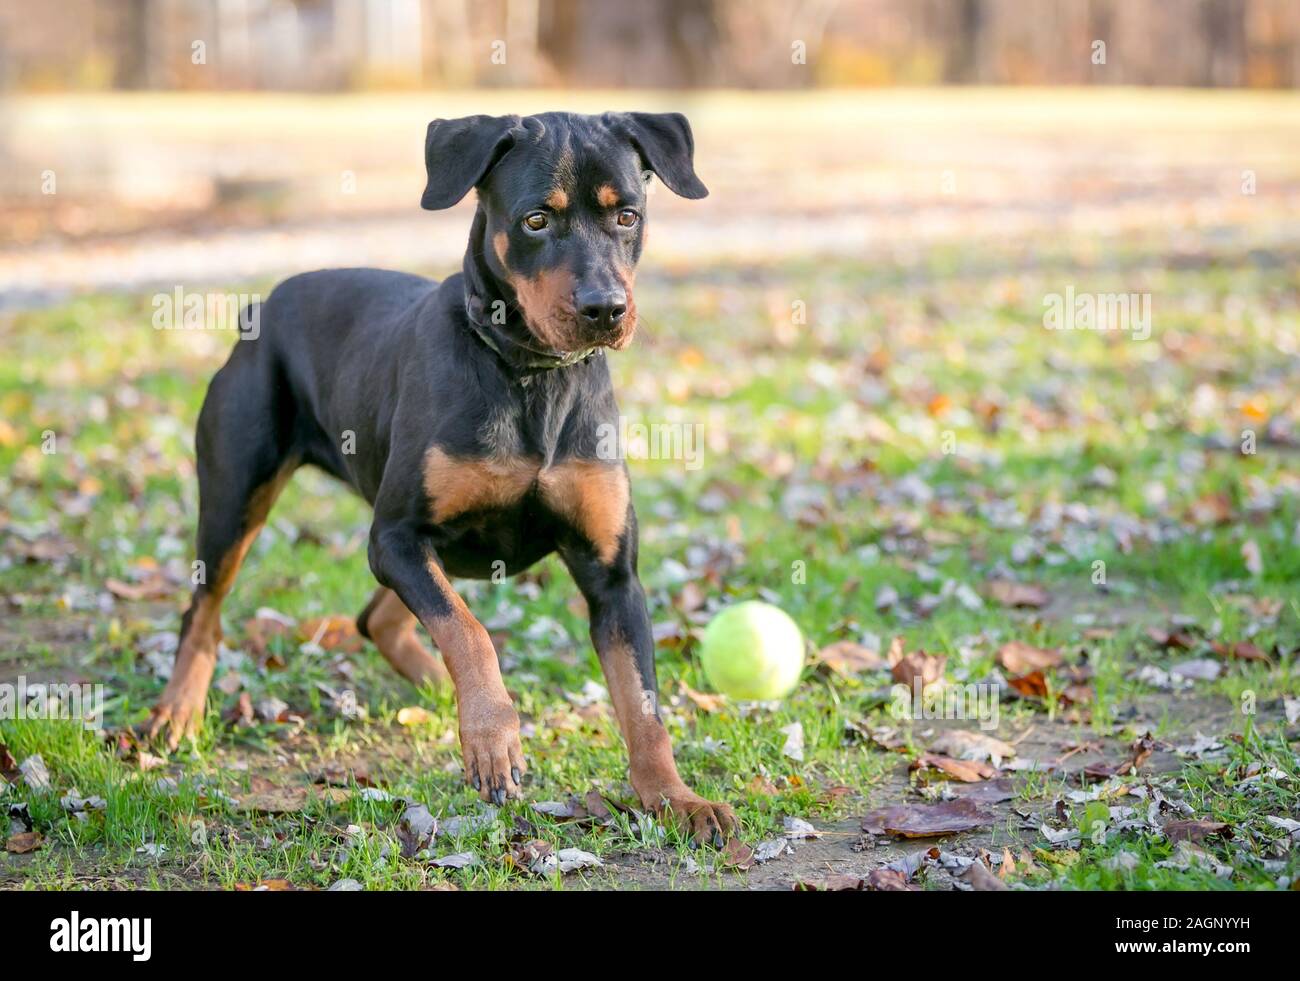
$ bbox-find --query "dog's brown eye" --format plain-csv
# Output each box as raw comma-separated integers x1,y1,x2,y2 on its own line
617,209,639,228
523,212,548,231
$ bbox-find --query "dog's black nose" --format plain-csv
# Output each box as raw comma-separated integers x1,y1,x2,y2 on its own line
575,287,627,332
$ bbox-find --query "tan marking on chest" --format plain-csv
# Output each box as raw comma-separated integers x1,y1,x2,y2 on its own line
424,451,629,562
538,460,630,564
423,448,540,523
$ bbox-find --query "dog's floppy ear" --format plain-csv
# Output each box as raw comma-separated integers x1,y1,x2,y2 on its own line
617,112,708,199
421,114,521,210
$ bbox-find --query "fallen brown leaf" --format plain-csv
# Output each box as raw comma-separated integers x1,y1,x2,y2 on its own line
679,681,725,713
12,537,76,563
234,878,299,891
397,706,434,727
243,612,295,664
794,873,865,891
0,743,17,782
813,640,887,678
1163,820,1232,844
960,859,1009,891
510,839,553,871
6,831,43,854
583,791,613,821
1082,733,1156,782
672,581,708,614
986,580,1049,608
237,785,348,815
105,575,174,602
224,691,255,726
866,868,919,891
861,798,993,838
999,847,1016,880
1007,670,1050,698
910,753,996,783
928,729,1016,763
720,837,755,870
888,636,946,691
997,641,1062,674
1210,640,1271,664
747,774,779,796
821,784,857,803
1060,683,1094,705
299,615,363,653
313,761,373,788
1187,493,1233,526
1146,626,1201,650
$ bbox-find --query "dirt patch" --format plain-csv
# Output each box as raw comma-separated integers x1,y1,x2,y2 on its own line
572,696,1264,891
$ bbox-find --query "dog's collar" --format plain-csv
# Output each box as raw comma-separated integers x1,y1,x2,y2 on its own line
464,291,600,372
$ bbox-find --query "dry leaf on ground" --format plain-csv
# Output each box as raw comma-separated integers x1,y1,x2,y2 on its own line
813,640,887,677
866,867,919,891
299,615,363,653
861,798,993,838
6,831,43,854
1162,820,1231,844
986,580,1049,608
959,859,1009,891
997,641,1062,674
928,730,1016,764
910,753,996,783
888,636,946,691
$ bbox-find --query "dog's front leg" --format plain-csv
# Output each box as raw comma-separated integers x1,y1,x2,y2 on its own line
369,523,524,803
560,529,737,845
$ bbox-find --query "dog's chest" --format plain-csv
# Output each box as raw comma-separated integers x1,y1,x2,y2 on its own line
422,448,629,566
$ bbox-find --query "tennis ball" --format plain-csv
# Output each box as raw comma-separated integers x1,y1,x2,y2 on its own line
699,601,805,701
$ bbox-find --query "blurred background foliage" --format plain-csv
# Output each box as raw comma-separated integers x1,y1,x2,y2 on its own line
2,0,1299,93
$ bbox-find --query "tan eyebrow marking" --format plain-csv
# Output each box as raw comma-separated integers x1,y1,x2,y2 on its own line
545,188,569,210
596,184,619,208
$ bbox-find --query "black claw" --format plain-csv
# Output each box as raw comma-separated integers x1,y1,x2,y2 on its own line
492,786,504,806
713,830,724,849
472,773,481,791
511,767,521,786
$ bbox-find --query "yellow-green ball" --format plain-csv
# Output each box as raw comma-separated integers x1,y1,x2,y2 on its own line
699,601,804,701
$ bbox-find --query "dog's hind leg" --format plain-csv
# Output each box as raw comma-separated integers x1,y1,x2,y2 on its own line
149,332,296,748
356,586,451,688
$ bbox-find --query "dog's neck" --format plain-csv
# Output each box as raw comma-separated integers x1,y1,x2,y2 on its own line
461,207,600,374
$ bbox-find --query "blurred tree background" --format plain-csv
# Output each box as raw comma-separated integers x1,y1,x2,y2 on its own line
2,0,1298,93
1,1,1297,294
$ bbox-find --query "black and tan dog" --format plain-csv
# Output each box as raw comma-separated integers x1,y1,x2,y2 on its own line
147,111,736,842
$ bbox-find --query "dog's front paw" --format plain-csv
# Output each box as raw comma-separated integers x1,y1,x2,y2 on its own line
459,697,526,805
146,671,212,750
650,787,738,847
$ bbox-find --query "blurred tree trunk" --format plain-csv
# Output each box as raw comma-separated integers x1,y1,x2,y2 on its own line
1088,0,1114,83
115,0,151,89
1202,0,1246,86
943,0,984,83
539,0,718,88
664,0,720,88
538,0,579,81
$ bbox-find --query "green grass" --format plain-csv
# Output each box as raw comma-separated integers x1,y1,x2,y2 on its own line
2,231,1299,890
